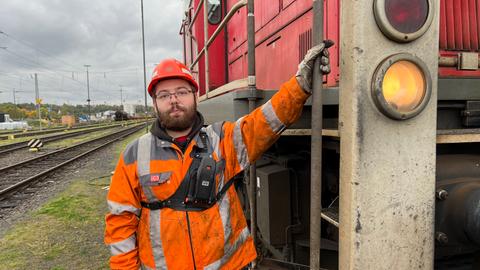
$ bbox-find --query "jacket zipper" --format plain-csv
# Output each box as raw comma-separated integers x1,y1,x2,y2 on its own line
178,142,196,269
185,211,197,269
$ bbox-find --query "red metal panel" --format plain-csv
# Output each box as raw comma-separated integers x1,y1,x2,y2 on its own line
440,0,480,51
228,54,246,81
446,0,455,49
461,0,471,50
256,16,306,90
470,0,479,50
191,0,226,96
227,0,339,89
478,0,480,50
255,0,280,31
454,0,463,49
227,1,247,53
283,0,296,9
326,0,340,85
439,0,447,49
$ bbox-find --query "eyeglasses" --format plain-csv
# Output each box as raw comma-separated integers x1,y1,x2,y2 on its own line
155,87,193,102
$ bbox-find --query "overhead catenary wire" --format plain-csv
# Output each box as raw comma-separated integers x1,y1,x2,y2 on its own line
0,48,119,100
0,30,84,72
0,30,148,105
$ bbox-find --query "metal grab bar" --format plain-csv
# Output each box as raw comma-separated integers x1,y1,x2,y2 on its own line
189,0,247,70
188,0,205,33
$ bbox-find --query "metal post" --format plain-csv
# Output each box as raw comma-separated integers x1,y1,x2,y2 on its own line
84,64,91,122
120,87,124,110
247,0,257,268
141,0,149,132
34,73,41,130
310,0,324,269
203,0,210,97
13,88,17,119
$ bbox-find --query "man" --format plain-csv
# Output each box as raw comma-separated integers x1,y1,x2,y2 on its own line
105,41,332,270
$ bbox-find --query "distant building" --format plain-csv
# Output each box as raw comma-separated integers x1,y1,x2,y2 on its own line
0,113,29,129
61,115,76,126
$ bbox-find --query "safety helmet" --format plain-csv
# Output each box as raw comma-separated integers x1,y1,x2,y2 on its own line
147,59,199,97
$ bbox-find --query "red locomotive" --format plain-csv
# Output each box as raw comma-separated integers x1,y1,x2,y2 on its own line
180,0,480,269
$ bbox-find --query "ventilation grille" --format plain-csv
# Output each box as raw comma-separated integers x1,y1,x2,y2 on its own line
299,28,312,63
440,0,480,51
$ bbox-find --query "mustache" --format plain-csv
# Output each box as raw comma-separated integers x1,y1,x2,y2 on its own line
168,105,186,113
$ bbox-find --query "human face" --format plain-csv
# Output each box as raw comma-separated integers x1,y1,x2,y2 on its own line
153,78,197,131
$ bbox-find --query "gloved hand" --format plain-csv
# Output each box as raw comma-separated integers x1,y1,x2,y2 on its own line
295,40,334,93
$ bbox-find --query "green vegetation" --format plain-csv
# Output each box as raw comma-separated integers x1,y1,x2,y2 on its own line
0,128,145,270
0,102,153,122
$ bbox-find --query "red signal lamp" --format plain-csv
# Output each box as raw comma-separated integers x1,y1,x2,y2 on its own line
374,0,434,42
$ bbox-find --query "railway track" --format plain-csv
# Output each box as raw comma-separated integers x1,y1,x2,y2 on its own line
0,121,137,140
0,123,144,206
0,122,139,155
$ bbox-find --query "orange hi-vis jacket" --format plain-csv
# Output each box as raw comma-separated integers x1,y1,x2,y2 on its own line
105,77,309,270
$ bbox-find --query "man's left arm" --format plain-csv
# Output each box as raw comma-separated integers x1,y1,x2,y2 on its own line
220,41,332,177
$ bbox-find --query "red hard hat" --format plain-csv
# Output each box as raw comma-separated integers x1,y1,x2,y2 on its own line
147,59,199,97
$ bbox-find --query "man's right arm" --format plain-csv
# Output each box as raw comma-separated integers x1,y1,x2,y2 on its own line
105,153,142,270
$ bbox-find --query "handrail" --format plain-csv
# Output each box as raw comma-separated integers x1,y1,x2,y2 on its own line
203,0,210,95
188,0,204,32
189,0,247,71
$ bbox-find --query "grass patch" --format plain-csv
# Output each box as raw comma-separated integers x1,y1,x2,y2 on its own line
36,194,93,222
45,128,121,149
0,127,146,270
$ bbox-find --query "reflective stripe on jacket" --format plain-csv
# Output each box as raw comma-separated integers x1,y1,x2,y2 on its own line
105,76,308,269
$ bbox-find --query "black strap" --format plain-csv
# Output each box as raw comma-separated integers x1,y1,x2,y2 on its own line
141,131,234,211
140,179,236,211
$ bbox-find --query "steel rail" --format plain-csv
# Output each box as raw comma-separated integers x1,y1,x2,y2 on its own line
0,124,143,198
0,122,138,155
0,121,131,140
0,123,144,173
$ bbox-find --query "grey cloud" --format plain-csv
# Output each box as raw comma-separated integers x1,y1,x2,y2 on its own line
0,0,184,105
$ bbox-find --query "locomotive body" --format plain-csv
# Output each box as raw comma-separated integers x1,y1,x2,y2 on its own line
180,0,480,269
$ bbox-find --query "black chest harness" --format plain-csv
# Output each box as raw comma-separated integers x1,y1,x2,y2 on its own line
140,132,236,212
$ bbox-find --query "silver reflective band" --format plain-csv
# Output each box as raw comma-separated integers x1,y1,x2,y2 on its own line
204,226,250,270
137,133,156,202
149,207,167,268
218,192,232,251
138,133,152,177
233,117,249,170
261,100,286,134
108,200,141,217
205,125,222,160
109,234,136,256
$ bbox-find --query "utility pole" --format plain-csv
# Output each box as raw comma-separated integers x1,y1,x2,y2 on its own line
141,0,149,132
12,88,23,120
34,73,41,130
120,87,123,111
84,64,91,122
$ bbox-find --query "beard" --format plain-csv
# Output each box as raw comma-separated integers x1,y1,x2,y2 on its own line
157,103,197,132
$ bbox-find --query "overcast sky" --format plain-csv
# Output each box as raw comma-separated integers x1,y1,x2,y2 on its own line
0,0,186,106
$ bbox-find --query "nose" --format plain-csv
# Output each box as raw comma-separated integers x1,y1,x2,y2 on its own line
168,93,180,103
